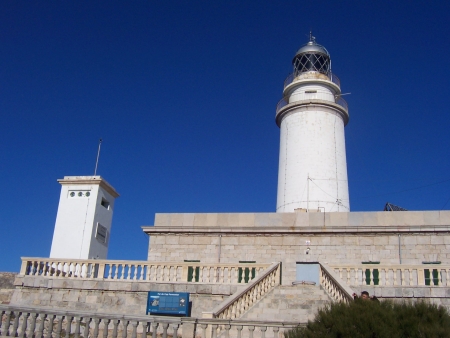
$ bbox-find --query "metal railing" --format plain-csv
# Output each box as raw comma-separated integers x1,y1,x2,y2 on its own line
283,71,341,88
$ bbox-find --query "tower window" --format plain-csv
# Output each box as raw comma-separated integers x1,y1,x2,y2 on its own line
96,223,108,244
305,90,317,93
101,198,110,209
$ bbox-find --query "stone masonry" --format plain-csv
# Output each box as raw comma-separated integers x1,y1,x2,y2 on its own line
143,211,450,285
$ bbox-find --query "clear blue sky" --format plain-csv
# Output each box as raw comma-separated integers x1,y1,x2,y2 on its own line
1,1,450,272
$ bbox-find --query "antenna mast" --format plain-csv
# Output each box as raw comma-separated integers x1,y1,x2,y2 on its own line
94,138,102,176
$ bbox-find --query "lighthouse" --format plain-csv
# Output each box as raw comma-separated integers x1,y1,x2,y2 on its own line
275,34,350,213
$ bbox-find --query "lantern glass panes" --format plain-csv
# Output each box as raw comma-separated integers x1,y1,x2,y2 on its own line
294,53,330,76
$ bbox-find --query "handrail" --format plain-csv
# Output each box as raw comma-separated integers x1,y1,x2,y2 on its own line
203,262,281,319
330,264,450,287
319,263,355,303
0,304,301,338
19,257,270,284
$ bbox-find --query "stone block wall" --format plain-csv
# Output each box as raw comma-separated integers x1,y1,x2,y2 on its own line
11,275,243,317
147,233,450,285
0,272,17,304
143,211,450,285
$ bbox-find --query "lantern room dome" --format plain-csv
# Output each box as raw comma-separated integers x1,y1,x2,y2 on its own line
292,35,331,76
294,40,330,58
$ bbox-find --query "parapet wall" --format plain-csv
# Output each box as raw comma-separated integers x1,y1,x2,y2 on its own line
11,275,242,317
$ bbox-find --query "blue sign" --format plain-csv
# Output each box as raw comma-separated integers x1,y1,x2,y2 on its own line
147,292,189,316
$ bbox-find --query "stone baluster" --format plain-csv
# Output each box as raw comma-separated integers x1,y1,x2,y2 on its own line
148,265,153,281
124,264,130,280
35,313,46,338
355,268,359,285
190,266,196,283
11,312,21,338
211,324,218,338
91,317,100,338
46,314,55,338
248,325,255,338
223,324,231,338
130,321,138,338
18,312,29,338
446,269,450,286
73,316,81,338
209,266,214,283
346,268,351,284
200,324,208,338
161,322,169,338
107,264,112,279
170,323,179,338
235,325,243,338
393,269,398,286
137,265,143,280
152,322,158,338
400,269,405,286
272,326,280,338
82,263,88,278
260,326,267,338
1,310,11,337
53,315,63,338
231,301,237,319
27,312,38,337
42,262,48,276
111,319,119,338
102,318,110,338
121,320,129,338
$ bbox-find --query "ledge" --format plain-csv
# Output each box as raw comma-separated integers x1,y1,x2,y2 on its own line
142,224,450,235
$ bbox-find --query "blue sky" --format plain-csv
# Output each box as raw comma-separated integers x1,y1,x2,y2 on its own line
1,1,450,272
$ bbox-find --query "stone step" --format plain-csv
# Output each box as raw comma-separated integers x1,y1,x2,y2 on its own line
239,285,331,323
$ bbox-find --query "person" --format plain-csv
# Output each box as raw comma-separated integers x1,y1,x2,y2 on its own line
353,291,378,301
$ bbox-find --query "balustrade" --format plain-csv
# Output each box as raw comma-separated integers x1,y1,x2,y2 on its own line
204,262,281,324
319,264,355,303
19,258,270,284
0,305,299,338
330,264,450,287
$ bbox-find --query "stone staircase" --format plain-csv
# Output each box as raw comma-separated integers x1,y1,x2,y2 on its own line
239,284,332,322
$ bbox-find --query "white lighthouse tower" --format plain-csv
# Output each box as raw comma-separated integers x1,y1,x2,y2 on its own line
275,35,350,213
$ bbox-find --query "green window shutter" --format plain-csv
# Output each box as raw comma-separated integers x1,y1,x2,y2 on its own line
432,269,439,285
373,269,379,285
424,269,431,286
238,261,256,284
184,260,200,283
238,268,243,283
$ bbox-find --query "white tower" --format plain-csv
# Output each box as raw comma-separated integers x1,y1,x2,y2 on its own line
275,35,350,213
50,176,119,259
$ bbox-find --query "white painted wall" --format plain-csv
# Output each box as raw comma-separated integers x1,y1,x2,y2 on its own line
276,79,350,212
50,176,119,259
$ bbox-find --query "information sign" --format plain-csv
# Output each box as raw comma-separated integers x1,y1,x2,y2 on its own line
146,292,189,316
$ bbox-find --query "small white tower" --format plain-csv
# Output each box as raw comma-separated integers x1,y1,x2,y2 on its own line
275,35,350,213
50,176,119,259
